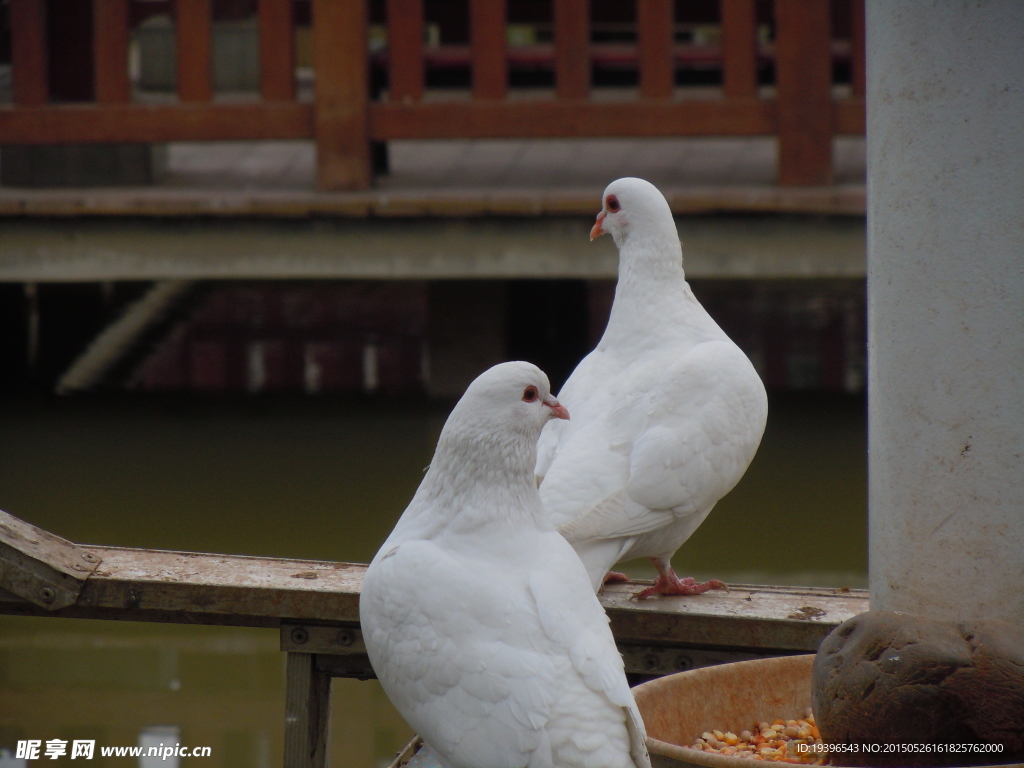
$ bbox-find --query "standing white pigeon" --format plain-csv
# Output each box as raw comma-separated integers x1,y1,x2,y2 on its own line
360,361,652,768
535,178,768,599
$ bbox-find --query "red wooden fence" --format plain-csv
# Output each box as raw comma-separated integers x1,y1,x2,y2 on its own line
1,0,864,191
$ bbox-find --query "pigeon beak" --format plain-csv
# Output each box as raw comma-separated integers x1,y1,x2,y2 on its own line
543,394,570,420
590,211,606,241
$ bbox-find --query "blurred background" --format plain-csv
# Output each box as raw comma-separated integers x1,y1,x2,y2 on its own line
0,0,865,766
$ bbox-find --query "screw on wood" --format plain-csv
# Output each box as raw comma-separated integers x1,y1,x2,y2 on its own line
291,627,309,645
40,587,55,604
336,630,353,647
81,552,98,563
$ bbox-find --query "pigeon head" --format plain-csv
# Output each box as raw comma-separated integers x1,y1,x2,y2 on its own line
590,177,679,251
429,362,569,485
449,361,569,439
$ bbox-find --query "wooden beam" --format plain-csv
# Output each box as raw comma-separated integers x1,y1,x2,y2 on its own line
554,0,590,99
259,0,296,101
774,0,833,186
0,509,101,610
638,0,673,100
834,97,865,135
312,0,371,190
284,653,332,768
10,0,49,106
176,0,213,102
721,0,758,99
470,0,507,101
850,0,865,98
93,0,131,103
386,0,424,102
0,103,314,144
369,99,775,139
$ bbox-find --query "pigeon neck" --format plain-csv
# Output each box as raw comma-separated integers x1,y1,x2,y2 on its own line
604,233,688,330
423,428,546,528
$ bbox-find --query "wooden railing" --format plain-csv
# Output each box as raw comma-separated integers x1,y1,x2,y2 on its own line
1,0,864,192
0,507,867,768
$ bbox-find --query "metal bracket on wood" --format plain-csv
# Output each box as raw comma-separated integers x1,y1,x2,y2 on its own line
280,623,376,680
0,508,101,610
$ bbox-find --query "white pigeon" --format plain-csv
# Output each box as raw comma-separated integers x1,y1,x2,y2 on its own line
535,178,768,599
360,361,652,768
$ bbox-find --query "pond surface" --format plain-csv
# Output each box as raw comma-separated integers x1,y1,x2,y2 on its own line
0,392,865,767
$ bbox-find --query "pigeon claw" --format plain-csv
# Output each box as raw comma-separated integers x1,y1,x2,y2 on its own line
631,572,729,600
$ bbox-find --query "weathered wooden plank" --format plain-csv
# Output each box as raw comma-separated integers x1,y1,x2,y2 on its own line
259,0,296,101
284,653,332,768
638,0,674,100
387,0,425,102
0,546,363,626
176,0,214,102
0,103,314,144
0,182,866,220
603,582,866,652
370,99,775,139
470,0,507,101
0,509,101,609
721,0,757,99
10,0,48,106
850,0,865,98
774,0,833,185
554,0,590,100
93,0,131,103
312,0,371,190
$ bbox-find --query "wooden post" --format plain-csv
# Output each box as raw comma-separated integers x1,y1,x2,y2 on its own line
10,0,48,105
471,0,507,101
176,0,213,102
554,0,589,100
721,0,757,99
312,0,371,190
94,0,131,103
284,652,332,768
850,0,865,98
774,0,832,186
387,0,424,102
259,0,296,101
638,0,673,100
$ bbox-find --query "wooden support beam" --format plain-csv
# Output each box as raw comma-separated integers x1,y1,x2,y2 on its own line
721,0,758,99
259,0,296,101
10,0,49,106
470,0,507,101
386,0,424,102
284,653,332,768
94,0,131,103
0,509,101,610
554,0,590,100
176,0,213,102
312,0,371,190
0,103,314,144
774,0,833,186
638,0,673,100
850,0,865,98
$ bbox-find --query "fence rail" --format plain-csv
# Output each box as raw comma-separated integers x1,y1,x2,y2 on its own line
1,0,864,192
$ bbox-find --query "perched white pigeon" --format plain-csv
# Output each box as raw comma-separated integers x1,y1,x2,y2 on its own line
535,178,768,599
360,361,652,768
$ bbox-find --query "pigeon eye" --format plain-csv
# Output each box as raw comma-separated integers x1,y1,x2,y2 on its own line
523,386,538,402
606,196,620,212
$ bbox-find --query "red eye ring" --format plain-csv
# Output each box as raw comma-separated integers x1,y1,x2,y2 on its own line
606,195,620,212
523,386,539,402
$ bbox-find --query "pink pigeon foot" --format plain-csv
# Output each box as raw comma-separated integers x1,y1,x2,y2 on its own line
602,571,631,585
632,564,728,600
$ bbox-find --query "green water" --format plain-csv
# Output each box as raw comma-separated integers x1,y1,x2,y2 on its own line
0,393,865,767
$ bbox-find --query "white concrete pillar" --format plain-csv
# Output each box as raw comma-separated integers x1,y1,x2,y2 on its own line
867,2,1024,623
